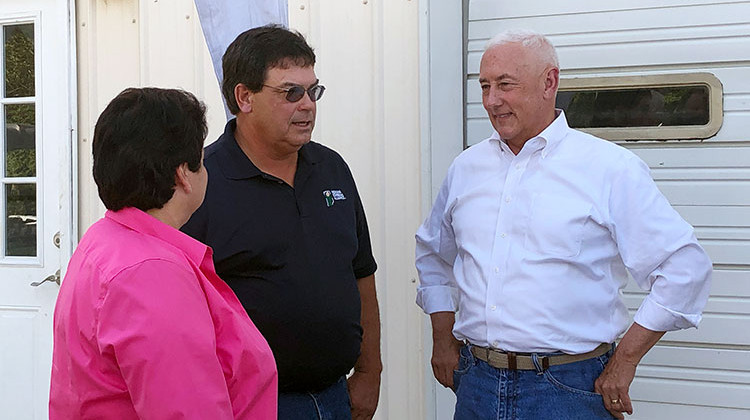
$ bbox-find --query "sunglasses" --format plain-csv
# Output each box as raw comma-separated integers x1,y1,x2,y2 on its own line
262,84,326,103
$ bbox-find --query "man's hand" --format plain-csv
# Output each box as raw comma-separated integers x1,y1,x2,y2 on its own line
348,370,380,420
594,351,637,419
595,322,665,419
430,312,463,389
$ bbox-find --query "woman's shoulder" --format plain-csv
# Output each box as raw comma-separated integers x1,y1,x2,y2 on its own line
76,218,193,282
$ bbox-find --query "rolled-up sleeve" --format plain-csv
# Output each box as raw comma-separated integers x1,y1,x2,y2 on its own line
97,259,235,419
609,156,712,331
415,167,460,314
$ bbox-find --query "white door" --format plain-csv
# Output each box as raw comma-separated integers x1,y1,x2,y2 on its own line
0,0,74,418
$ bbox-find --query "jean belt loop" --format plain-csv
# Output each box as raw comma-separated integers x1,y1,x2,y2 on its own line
531,353,544,373
466,342,475,363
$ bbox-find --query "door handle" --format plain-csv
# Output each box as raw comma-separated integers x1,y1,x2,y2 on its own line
31,269,61,287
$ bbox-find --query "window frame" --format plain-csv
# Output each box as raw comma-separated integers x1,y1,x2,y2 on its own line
1,16,40,263
558,72,723,141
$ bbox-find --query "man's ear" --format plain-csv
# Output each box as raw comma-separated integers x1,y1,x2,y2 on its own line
543,67,560,100
234,83,253,113
174,163,193,195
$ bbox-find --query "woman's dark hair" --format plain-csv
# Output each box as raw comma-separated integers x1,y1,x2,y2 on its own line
92,87,207,211
222,24,316,114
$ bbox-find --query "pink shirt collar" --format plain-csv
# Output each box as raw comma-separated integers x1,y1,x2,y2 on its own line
105,207,210,267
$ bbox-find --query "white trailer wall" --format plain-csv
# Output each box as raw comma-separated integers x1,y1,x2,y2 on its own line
464,1,750,418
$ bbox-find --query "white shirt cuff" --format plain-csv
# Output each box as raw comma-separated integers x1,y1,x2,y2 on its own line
634,295,703,331
416,285,459,314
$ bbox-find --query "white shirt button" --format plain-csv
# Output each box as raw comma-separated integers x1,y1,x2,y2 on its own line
516,164,521,170
500,233,506,238
490,305,497,311
493,267,499,274
505,197,511,203
492,341,499,347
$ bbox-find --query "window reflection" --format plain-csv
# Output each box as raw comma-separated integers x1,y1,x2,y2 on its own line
557,86,710,129
4,24,35,98
5,184,37,257
2,22,37,257
5,104,36,177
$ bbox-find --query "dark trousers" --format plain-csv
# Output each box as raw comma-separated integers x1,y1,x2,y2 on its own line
278,377,351,420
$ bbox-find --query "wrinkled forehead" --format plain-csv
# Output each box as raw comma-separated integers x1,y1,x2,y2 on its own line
480,42,540,77
482,42,535,64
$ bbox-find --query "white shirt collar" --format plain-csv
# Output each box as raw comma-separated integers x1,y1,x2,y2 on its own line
489,109,569,158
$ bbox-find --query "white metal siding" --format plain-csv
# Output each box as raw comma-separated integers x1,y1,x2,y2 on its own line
466,1,750,418
76,1,425,419
76,0,226,230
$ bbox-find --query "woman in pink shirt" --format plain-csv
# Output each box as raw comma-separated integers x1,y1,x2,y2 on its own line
50,88,277,419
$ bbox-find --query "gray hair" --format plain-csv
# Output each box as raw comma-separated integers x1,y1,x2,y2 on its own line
486,29,559,69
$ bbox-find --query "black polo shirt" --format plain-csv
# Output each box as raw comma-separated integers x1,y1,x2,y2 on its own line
181,119,377,393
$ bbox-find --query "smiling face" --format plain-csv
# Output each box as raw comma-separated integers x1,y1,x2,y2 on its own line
479,42,558,152
250,65,319,155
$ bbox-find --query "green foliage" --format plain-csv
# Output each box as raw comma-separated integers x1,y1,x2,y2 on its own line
6,148,35,177
6,103,35,128
564,92,596,128
4,24,35,98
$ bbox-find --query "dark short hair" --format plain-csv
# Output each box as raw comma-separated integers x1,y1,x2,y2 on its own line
92,87,207,211
222,24,316,114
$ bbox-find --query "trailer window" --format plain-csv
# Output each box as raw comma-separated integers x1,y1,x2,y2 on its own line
556,73,722,141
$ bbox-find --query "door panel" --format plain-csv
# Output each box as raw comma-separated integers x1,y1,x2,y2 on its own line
0,0,73,418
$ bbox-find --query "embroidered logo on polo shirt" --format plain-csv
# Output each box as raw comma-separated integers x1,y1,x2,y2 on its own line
323,189,346,207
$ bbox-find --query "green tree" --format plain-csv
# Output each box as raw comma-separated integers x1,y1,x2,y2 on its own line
6,148,35,177
4,24,35,100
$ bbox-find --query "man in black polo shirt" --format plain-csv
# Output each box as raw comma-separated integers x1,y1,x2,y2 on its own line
182,25,381,419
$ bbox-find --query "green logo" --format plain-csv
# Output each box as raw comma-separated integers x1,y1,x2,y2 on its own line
323,190,335,207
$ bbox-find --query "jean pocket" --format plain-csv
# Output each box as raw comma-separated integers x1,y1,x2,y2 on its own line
542,356,607,397
452,345,473,392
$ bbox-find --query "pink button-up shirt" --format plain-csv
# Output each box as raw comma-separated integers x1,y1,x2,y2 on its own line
50,208,277,419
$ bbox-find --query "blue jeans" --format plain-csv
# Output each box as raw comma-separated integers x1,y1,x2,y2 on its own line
278,377,351,420
453,344,615,420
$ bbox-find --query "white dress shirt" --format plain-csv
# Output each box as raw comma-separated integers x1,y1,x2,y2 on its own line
415,111,712,354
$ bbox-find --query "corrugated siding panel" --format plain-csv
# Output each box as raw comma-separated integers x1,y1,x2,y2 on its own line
466,1,750,146
467,1,750,418
77,0,226,231
138,0,226,142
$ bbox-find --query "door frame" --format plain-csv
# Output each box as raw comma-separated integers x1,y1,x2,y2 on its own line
0,0,75,416
418,0,466,419
63,0,77,265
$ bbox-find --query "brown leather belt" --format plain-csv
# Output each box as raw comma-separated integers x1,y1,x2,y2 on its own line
470,343,611,371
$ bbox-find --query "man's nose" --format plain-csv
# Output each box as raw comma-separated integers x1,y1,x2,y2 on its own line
297,92,316,110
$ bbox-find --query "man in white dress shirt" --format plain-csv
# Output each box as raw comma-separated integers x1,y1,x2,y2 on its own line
415,29,712,420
